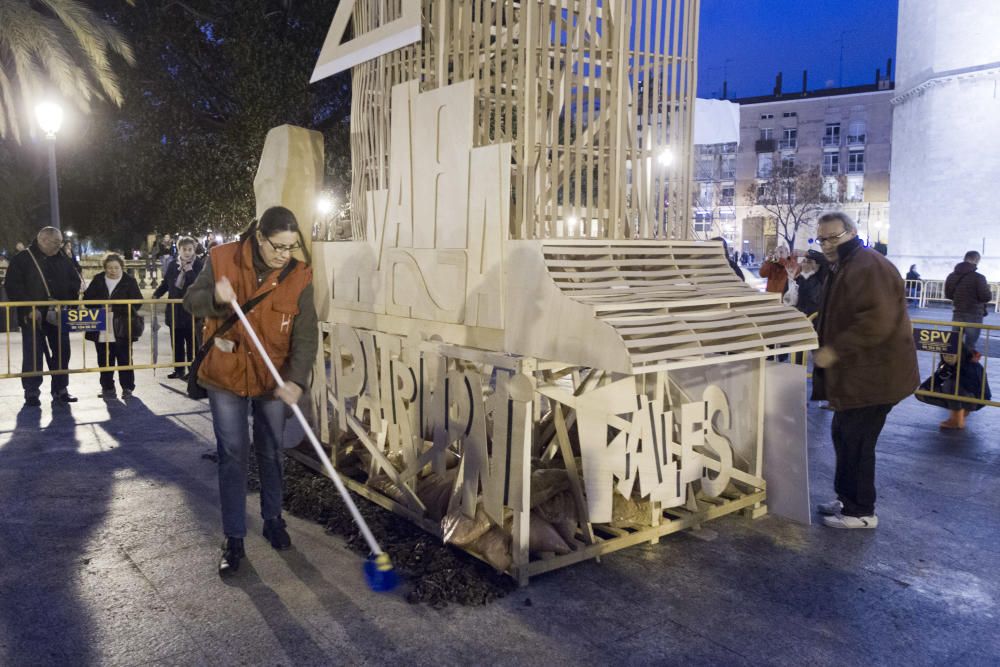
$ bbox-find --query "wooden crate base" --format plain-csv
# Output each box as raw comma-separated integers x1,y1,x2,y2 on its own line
285,448,765,586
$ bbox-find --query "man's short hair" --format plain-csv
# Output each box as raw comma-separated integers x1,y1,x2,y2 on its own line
964,251,981,263
36,226,62,241
177,236,196,249
816,211,858,234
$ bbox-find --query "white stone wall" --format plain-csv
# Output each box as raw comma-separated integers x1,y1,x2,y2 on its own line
889,0,1000,280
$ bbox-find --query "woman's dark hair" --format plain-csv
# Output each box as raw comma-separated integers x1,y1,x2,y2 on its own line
909,264,917,272
103,253,125,270
240,205,311,263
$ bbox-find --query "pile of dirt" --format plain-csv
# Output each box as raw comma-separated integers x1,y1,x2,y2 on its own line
245,454,516,608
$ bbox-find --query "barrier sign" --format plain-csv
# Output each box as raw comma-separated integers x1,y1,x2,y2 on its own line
913,328,958,354
63,306,107,333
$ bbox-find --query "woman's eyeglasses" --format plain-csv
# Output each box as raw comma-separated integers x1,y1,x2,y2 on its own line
263,237,301,254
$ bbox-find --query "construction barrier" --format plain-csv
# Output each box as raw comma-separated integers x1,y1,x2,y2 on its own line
0,299,195,380
906,278,1000,312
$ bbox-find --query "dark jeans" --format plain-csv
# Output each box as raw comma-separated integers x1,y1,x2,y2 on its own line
952,311,984,351
169,324,195,365
208,388,287,539
94,340,135,391
832,404,893,517
20,322,71,399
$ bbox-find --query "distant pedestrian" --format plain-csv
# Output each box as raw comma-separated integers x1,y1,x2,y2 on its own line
759,246,798,293
14,241,26,254
83,254,143,400
793,250,829,318
711,237,744,281
153,236,204,380
184,207,317,576
3,227,82,406
812,212,919,529
155,234,176,276
944,251,992,352
905,264,922,301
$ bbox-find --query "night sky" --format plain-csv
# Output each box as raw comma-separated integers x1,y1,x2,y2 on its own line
697,0,899,99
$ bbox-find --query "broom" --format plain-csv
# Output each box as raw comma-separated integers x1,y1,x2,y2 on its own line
229,298,398,592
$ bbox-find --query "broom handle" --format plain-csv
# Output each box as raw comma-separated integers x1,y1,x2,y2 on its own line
229,299,383,556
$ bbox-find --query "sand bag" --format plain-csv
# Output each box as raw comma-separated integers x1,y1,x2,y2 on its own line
529,512,572,555
441,505,492,546
471,527,512,572
530,468,570,508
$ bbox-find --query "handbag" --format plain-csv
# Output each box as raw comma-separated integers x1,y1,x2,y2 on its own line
187,259,298,399
113,310,145,342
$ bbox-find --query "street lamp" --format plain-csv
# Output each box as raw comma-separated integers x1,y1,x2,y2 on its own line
657,148,674,167
35,101,64,230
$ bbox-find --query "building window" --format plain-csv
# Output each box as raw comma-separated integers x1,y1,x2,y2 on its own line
823,123,841,147
848,121,866,145
781,155,795,171
780,127,797,149
783,111,797,118
757,153,773,178
694,211,713,233
721,154,736,179
696,155,716,180
847,149,864,173
760,113,774,120
846,175,864,202
720,185,735,206
822,152,839,175
760,127,773,140
823,177,839,199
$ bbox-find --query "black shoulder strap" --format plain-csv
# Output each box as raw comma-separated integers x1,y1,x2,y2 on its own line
195,258,299,357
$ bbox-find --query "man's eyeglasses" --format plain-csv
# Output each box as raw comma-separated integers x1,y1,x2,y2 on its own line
262,236,301,254
816,229,849,246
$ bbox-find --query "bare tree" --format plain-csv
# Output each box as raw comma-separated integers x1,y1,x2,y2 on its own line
744,162,841,250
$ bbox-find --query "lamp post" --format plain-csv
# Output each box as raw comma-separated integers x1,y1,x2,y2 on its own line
35,102,64,230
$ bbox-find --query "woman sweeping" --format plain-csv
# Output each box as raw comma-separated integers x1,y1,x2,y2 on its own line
184,206,317,576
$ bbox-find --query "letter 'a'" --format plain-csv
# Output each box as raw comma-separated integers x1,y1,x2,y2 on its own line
311,0,421,83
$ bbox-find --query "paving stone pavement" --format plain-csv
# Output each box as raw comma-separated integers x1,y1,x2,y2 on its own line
0,353,998,666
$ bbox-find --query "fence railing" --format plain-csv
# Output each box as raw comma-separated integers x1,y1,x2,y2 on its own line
782,316,996,409
1,299,195,379
904,278,1000,312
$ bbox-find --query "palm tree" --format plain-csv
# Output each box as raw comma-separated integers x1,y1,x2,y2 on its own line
0,0,136,142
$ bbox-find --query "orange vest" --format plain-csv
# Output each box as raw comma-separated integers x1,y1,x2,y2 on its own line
198,240,312,397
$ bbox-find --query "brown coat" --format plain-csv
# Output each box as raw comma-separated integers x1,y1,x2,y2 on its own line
813,239,919,410
197,241,312,398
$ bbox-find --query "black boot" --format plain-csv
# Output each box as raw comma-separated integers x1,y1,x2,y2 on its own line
218,537,244,576
263,517,291,550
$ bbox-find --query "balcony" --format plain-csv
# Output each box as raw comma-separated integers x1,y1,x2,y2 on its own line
721,169,736,179
755,138,776,153
720,196,735,206
822,164,840,176
847,164,864,174
822,136,840,147
779,138,797,150
847,134,866,145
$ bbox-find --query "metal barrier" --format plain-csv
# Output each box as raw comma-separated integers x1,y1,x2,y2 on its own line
1,299,195,379
910,317,997,408
906,278,1000,312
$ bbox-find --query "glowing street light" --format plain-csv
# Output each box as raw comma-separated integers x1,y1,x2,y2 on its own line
657,148,674,167
35,101,64,230
316,194,335,216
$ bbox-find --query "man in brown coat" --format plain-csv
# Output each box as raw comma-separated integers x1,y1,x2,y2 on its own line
812,212,919,529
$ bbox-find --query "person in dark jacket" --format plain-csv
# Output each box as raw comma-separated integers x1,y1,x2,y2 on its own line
905,264,921,302
944,251,993,352
793,250,829,318
153,236,204,379
812,212,919,529
711,237,744,281
917,348,992,430
83,254,143,399
3,227,82,406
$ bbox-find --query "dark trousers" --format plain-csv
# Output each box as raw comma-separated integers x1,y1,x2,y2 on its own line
952,311,984,352
832,404,893,517
94,340,135,391
20,322,71,398
170,324,195,365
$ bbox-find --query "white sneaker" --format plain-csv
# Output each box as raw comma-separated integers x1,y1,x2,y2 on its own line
817,499,843,516
823,513,878,529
